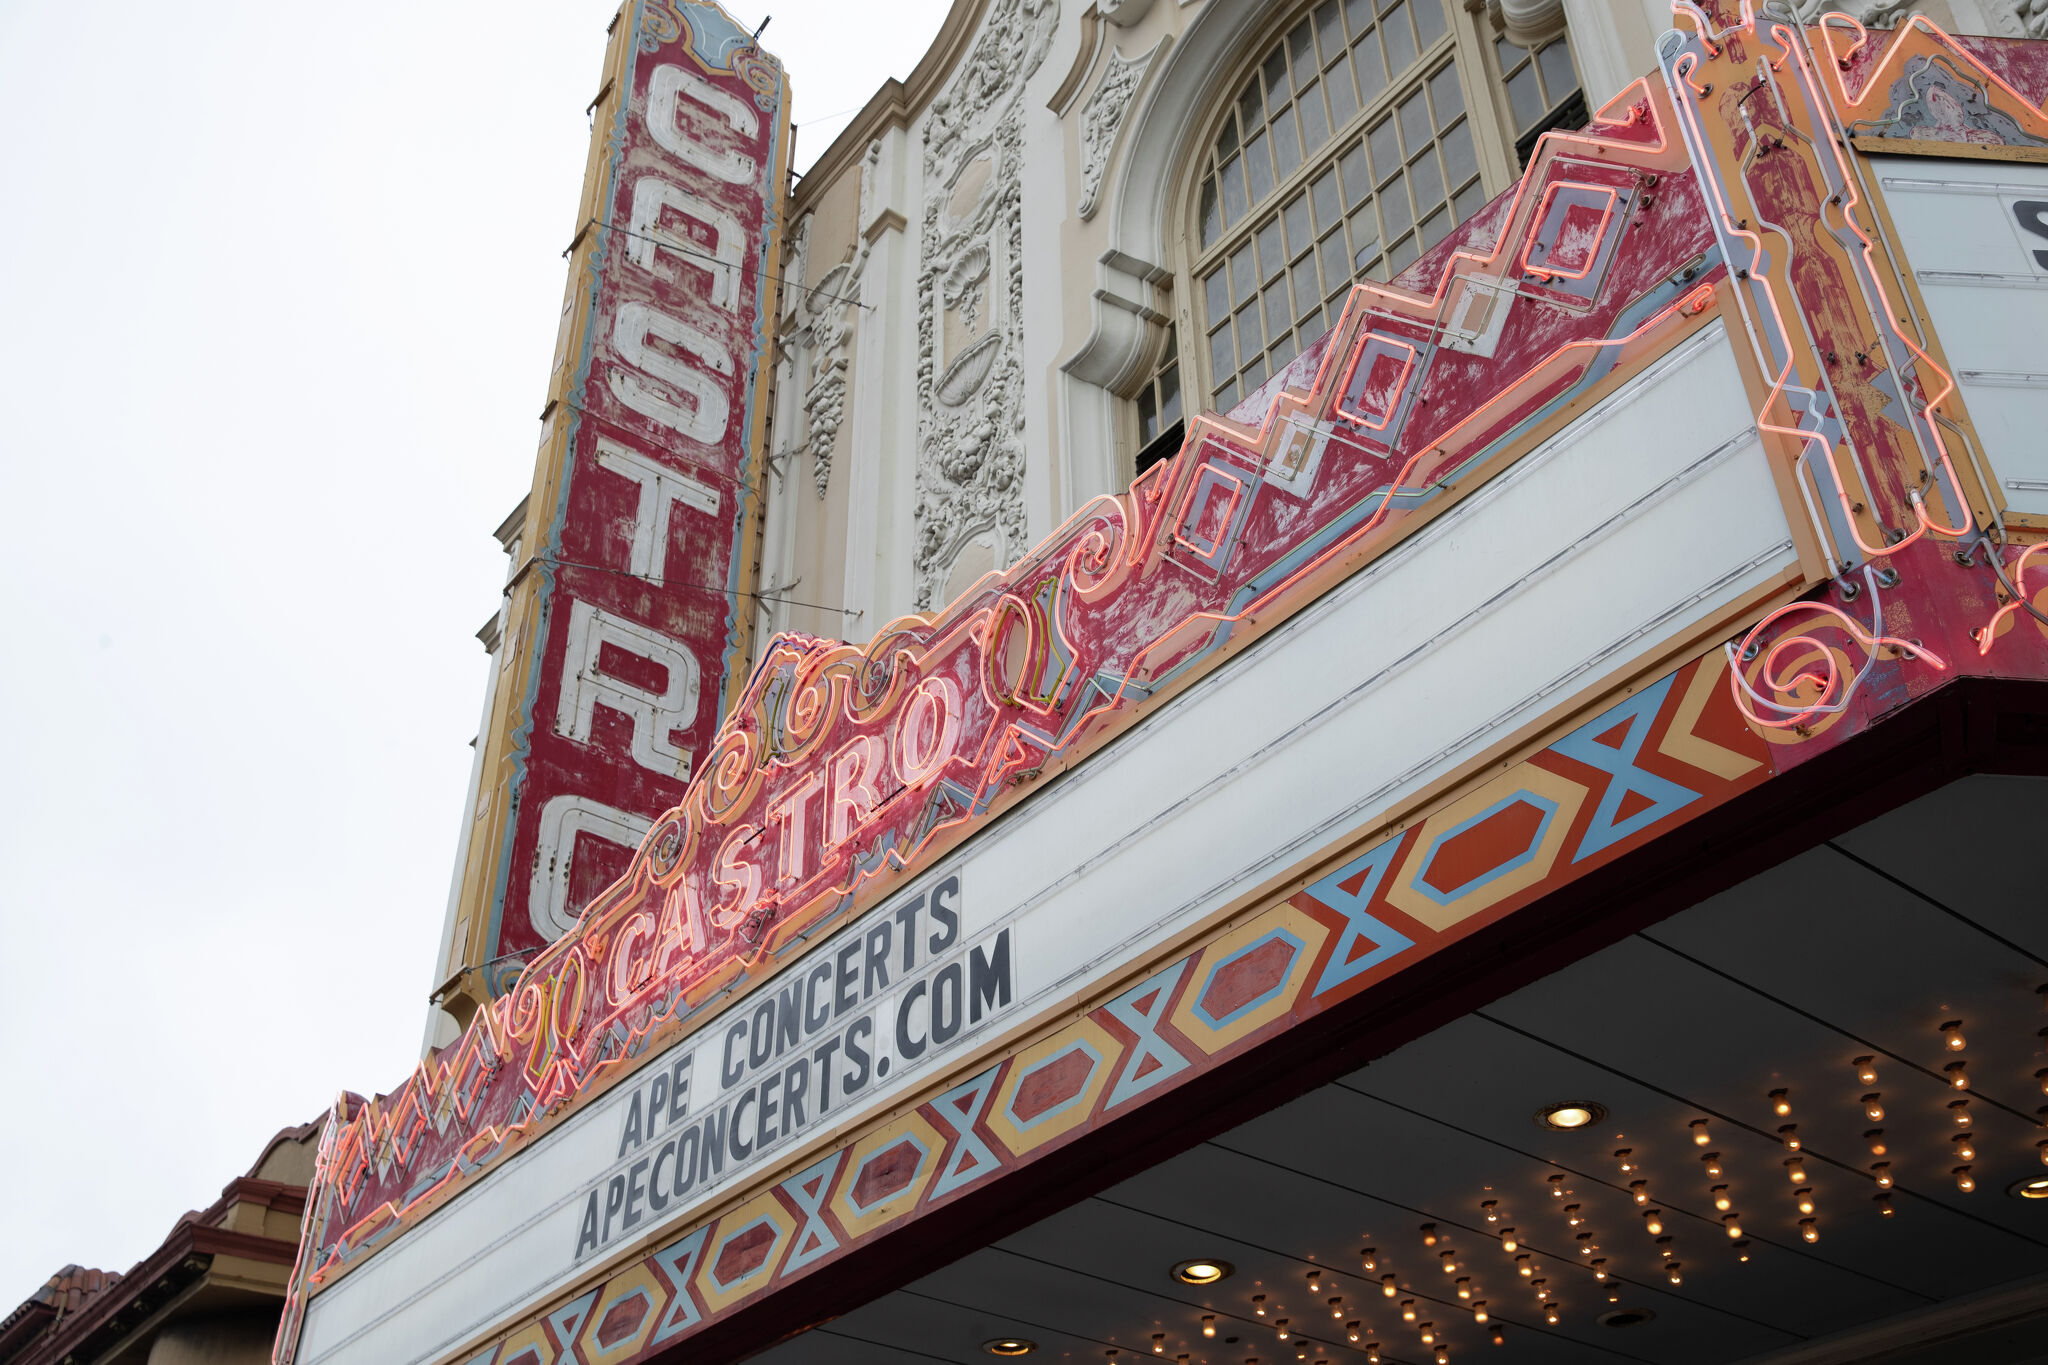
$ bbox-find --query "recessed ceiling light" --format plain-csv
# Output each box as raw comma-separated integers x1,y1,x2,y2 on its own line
2010,1177,2048,1201
1535,1102,1606,1131
1172,1258,1235,1284
984,1340,1037,1356
1597,1308,1656,1328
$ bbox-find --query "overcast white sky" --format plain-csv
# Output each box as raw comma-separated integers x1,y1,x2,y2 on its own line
0,0,950,1311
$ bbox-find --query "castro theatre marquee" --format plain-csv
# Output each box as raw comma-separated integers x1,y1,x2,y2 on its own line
281,3,2048,1365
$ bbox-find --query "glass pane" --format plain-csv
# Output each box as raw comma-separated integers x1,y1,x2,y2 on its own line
1353,35,1388,105
1271,108,1302,181
1389,234,1420,274
1382,2,1416,73
1220,156,1248,222
1441,119,1477,189
1411,148,1444,212
1367,119,1400,180
1257,219,1286,279
1420,208,1450,249
1264,49,1291,110
1204,266,1230,321
1292,258,1320,316
1245,131,1276,204
1348,204,1380,262
1316,1,1344,58
1326,56,1359,127
1413,0,1446,45
1264,284,1291,336
1429,64,1464,123
1538,38,1577,105
1506,64,1543,131
1495,37,1523,72
1270,331,1298,369
1215,378,1236,409
1453,180,1486,221
1199,178,1222,249
1236,301,1262,364
1381,168,1412,236
1343,0,1373,36
1301,310,1329,347
1243,353,1266,389
1398,90,1430,153
1283,193,1312,252
1355,252,1382,281
1319,226,1349,288
1288,20,1314,67
1239,80,1264,134
1162,326,1178,363
1298,82,1330,152
1160,364,1181,426
1230,243,1257,303
1138,384,1159,444
1209,324,1234,383
1340,141,1372,206
1312,168,1342,225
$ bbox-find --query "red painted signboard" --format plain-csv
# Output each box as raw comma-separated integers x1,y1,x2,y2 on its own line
477,2,792,978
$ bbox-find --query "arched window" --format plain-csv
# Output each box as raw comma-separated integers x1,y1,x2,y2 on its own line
1186,0,1490,411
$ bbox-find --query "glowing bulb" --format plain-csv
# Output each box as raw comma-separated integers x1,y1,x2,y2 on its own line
1499,1229,1518,1253
1456,1279,1471,1301
1863,1094,1885,1122
1770,1089,1792,1117
1786,1159,1808,1184
1657,1236,1674,1259
1306,1270,1323,1294
1381,1276,1397,1298
1529,1279,1546,1296
1473,1303,1489,1323
1942,1021,1966,1052
1795,1188,1815,1216
1480,1200,1498,1223
1954,1135,1977,1162
1875,1192,1895,1217
1440,1252,1457,1274
1329,1298,1344,1320
1434,1348,1449,1365
1690,1119,1711,1146
1154,1336,1166,1354
1361,1248,1377,1272
1591,1259,1608,1280
1549,1174,1568,1196
1576,1235,1595,1256
1625,1185,1645,1207
1570,1202,1589,1223
1254,1296,1266,1316
1702,1152,1724,1179
1276,1320,1290,1341
1780,1125,1801,1151
1947,1062,1970,1091
1735,1240,1751,1262
1401,1301,1417,1324
1951,1099,1972,1126
1724,1217,1743,1238
1421,1224,1439,1247
1955,1166,1976,1193
2037,1068,2048,1097
1366,1348,1381,1365
1800,1219,1819,1242
1418,1324,1434,1345
1866,1129,1888,1156
1712,1186,1732,1211
1854,1056,1878,1086
1644,1211,1664,1236
1543,1304,1559,1325
1203,1319,1216,1339
1667,1265,1683,1286
1346,1322,1360,1343
1612,1150,1632,1173
1516,1257,1532,1277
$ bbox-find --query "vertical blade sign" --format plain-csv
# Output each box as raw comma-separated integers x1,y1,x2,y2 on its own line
461,2,790,994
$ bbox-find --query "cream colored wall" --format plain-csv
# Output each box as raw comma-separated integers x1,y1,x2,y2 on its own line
146,1316,278,1365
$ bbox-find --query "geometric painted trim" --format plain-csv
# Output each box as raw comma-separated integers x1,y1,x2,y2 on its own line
1552,673,1701,861
1304,840,1415,996
1104,963,1196,1109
